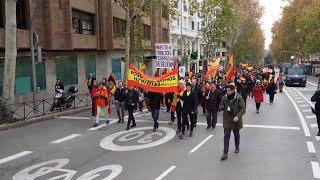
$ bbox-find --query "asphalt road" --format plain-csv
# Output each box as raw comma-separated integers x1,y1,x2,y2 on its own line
1,80,320,180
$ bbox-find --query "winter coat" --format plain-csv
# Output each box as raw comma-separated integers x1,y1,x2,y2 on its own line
252,85,265,103
311,90,320,112
220,93,246,130
266,83,277,95
114,87,126,102
191,85,202,106
125,89,139,111
148,92,164,110
237,82,250,98
204,89,222,112
180,90,197,113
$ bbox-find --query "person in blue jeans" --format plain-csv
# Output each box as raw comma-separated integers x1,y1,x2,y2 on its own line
147,92,164,132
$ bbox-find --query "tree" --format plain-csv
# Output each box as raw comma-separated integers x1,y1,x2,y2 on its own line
117,0,174,82
2,0,17,123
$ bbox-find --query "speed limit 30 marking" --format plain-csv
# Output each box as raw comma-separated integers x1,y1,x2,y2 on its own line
100,127,176,151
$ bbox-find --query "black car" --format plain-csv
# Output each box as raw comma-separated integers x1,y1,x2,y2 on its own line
285,67,307,87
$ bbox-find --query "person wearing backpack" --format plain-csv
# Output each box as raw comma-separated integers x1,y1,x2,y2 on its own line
219,83,246,161
311,90,320,136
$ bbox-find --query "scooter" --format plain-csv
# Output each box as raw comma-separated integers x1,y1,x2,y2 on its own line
50,86,78,111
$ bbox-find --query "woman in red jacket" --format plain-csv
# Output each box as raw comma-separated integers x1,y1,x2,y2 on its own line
92,82,109,127
252,80,265,114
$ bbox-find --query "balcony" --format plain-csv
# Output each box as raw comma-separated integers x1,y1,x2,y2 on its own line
113,36,125,49
171,25,198,38
72,34,97,49
0,28,30,49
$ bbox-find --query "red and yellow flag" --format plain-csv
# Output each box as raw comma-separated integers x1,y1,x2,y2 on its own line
226,53,236,81
206,58,221,79
128,64,178,93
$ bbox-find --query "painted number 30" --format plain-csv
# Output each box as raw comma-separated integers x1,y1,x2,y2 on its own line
13,159,122,180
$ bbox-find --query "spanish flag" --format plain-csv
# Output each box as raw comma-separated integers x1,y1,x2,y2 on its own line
226,53,237,81
206,58,221,79
139,63,147,72
170,86,186,112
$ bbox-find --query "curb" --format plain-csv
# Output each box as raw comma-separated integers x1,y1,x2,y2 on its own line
0,106,90,131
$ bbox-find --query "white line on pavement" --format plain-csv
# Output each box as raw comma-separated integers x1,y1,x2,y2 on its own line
296,100,306,103
59,116,91,120
87,120,118,131
311,161,320,179
300,105,309,107
0,151,33,165
155,166,176,180
303,109,312,112
307,141,316,153
189,135,213,154
293,88,315,107
294,97,303,100
51,134,81,144
134,120,301,131
307,81,318,87
311,124,318,128
316,136,320,141
284,89,311,137
307,115,316,119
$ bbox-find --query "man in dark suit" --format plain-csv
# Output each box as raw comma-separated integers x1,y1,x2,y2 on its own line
179,83,197,139
191,79,201,127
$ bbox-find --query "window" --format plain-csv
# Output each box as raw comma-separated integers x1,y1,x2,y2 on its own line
143,24,151,40
113,17,126,37
56,55,78,86
190,9,194,16
222,41,227,48
85,55,96,78
202,21,205,26
72,9,94,35
0,57,46,95
16,0,27,29
197,22,200,30
222,52,226,57
0,1,4,28
174,1,178,9
177,19,180,26
191,21,194,30
184,17,187,25
112,58,122,80
162,28,169,42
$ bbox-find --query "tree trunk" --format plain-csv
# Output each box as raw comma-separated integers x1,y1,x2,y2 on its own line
123,8,131,84
2,0,17,123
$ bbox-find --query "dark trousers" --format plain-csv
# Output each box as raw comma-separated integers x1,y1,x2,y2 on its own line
269,94,275,103
91,99,95,116
223,128,240,154
182,112,194,134
151,109,160,129
316,112,320,132
256,103,261,111
202,104,206,114
176,111,182,132
206,110,218,128
127,109,136,128
194,109,198,125
170,112,175,122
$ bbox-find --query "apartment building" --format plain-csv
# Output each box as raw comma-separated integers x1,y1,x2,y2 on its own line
0,0,169,103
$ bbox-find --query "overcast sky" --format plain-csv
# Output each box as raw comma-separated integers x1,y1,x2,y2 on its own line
259,0,289,49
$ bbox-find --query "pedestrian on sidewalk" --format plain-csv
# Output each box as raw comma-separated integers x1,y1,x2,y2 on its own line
204,83,222,130
125,86,139,130
148,92,164,132
114,81,126,123
92,82,109,127
219,83,246,161
170,80,186,134
252,80,265,114
179,83,197,139
311,90,320,136
266,79,277,105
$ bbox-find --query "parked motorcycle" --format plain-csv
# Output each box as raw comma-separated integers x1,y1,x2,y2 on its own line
50,86,78,111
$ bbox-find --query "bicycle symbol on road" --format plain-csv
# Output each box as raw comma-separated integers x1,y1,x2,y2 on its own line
100,126,176,151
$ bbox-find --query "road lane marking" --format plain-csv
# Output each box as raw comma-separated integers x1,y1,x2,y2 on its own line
87,120,118,131
316,136,320,141
293,88,314,107
296,100,306,103
51,134,81,144
308,81,318,87
134,120,300,131
307,141,316,153
155,166,176,180
303,109,312,112
300,105,309,107
189,135,213,154
294,97,303,100
0,151,33,165
311,124,318,128
284,89,311,136
307,115,316,119
311,161,320,179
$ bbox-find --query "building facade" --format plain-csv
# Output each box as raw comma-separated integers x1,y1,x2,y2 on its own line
0,0,169,103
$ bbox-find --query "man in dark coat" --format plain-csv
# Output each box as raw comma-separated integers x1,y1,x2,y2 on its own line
311,90,320,136
114,81,126,123
148,92,164,132
191,79,201,127
125,86,139,130
179,83,197,139
219,83,246,161
204,83,222,130
237,78,250,106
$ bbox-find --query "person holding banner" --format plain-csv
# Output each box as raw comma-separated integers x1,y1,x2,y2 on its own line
179,83,197,139
147,92,164,132
125,86,139,130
